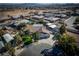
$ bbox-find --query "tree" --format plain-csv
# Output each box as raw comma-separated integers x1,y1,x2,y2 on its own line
74,17,79,24
53,21,79,55
72,7,77,15
17,23,26,30
39,19,46,25
59,23,66,35
55,33,79,56
5,43,15,56
32,32,39,42
52,22,79,55
14,34,22,46
0,29,4,36
8,47,15,56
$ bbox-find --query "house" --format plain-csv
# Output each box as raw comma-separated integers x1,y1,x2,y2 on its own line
49,25,57,29
11,15,20,19
0,16,10,22
20,19,30,24
0,41,4,50
32,24,43,32
26,24,43,33
3,33,14,43
46,23,59,34
46,23,53,26
49,25,59,34
11,19,31,29
14,19,31,26
44,17,60,22
2,33,16,47
32,15,44,20
54,14,67,18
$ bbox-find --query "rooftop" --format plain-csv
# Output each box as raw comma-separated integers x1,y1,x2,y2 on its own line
3,33,14,43
0,41,4,49
49,25,57,29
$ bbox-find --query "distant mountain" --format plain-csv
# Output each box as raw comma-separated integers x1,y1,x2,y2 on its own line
0,3,79,9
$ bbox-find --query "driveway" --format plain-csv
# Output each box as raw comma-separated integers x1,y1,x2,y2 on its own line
18,43,52,56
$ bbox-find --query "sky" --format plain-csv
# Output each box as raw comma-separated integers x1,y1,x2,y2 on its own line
0,0,79,3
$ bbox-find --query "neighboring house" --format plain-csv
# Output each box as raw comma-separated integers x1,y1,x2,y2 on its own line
0,16,10,22
54,14,67,18
19,19,30,24
3,33,14,43
0,41,4,50
11,15,20,19
44,17,60,22
3,33,16,47
0,41,6,54
26,24,43,33
46,23,59,34
46,23,53,26
14,19,31,26
32,15,44,20
49,25,57,29
32,24,43,32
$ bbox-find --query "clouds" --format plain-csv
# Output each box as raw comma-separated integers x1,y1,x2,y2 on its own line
0,0,79,3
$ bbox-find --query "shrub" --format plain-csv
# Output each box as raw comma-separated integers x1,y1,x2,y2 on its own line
22,35,32,45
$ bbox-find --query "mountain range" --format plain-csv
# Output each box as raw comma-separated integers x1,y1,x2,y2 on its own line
0,3,79,9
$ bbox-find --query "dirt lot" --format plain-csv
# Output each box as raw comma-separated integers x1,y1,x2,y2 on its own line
0,9,49,16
